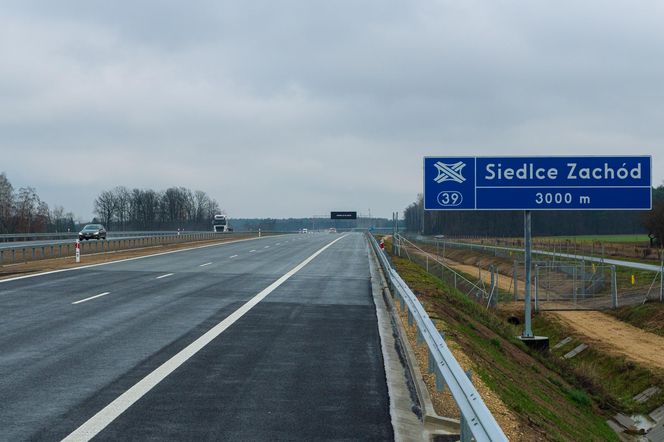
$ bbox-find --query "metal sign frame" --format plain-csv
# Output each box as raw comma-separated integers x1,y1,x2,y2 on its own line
422,154,653,339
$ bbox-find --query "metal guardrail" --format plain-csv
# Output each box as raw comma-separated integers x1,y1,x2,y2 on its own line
368,234,507,442
0,231,214,242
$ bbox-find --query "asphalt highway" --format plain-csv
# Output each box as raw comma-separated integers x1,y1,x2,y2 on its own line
0,232,393,441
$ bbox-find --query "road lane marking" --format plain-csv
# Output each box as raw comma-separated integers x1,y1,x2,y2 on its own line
264,246,270,249
72,292,111,305
199,262,213,267
0,234,293,285
230,255,238,258
156,273,174,279
249,249,256,253
276,243,280,245
62,234,348,442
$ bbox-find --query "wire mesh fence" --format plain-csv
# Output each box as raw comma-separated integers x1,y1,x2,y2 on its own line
393,234,664,311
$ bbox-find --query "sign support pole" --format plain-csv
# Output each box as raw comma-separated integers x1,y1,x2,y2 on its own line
523,210,533,338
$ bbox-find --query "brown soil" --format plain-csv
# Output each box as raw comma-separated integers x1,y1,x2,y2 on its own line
406,243,664,372
0,234,258,280
546,310,664,373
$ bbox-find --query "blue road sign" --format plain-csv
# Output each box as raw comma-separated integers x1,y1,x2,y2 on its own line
424,156,652,210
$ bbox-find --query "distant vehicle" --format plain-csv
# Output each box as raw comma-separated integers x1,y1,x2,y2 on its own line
213,214,233,233
78,224,107,240
328,227,337,233
301,228,308,234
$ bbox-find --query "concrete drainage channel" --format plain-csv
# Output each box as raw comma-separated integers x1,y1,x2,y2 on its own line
367,233,507,442
0,232,255,265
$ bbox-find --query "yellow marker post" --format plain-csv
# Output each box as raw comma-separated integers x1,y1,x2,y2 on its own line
631,274,636,285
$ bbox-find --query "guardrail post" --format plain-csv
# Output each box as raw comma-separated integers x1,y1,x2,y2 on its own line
407,308,413,326
12,248,15,263
426,255,429,272
428,348,435,374
611,265,618,308
460,370,474,442
0,250,3,265
454,272,457,289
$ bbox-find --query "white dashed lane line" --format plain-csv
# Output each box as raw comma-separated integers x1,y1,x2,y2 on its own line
249,250,256,253
199,262,213,267
264,246,270,249
72,292,111,305
230,255,238,258
156,273,174,279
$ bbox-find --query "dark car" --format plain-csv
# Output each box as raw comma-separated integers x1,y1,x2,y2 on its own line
78,224,107,240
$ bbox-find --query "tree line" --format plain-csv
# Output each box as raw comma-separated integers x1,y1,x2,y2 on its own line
0,172,77,234
403,186,664,241
93,186,220,231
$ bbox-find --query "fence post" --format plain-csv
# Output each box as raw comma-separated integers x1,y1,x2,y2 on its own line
660,253,663,303
611,265,618,309
580,259,586,299
513,260,518,301
572,267,577,305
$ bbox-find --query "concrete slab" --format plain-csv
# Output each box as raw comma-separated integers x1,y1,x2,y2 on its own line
635,387,661,404
563,343,588,359
606,419,625,434
650,404,664,423
648,420,664,442
614,413,637,432
552,336,573,349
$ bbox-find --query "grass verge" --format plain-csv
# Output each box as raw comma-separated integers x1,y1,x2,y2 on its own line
610,302,664,337
392,255,619,441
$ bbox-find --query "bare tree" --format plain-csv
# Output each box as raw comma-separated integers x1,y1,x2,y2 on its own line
14,187,41,233
94,190,117,227
0,172,13,233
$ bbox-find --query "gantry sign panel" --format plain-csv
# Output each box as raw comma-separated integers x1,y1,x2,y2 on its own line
423,156,652,210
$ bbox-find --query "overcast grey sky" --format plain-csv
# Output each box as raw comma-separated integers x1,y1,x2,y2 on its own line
1,0,663,219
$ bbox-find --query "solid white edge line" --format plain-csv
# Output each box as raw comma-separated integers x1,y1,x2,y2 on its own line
0,234,294,285
72,292,111,305
199,262,213,267
155,273,174,279
62,234,349,442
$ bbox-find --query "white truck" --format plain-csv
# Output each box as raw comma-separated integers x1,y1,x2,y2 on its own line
212,214,232,233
